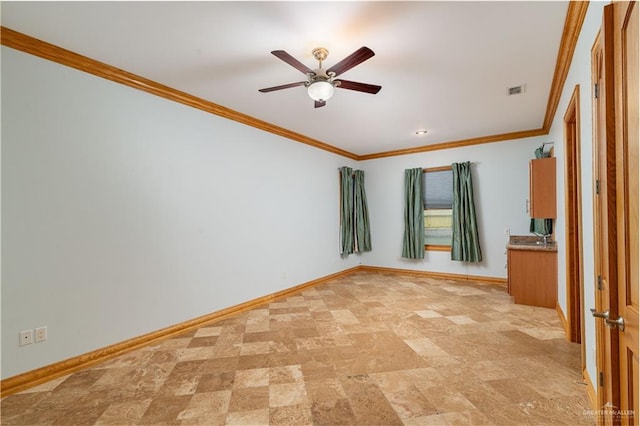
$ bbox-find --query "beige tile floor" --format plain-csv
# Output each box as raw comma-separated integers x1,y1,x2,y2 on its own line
1,271,597,425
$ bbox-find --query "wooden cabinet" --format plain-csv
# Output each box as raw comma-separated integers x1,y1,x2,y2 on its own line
529,157,556,218
507,247,557,309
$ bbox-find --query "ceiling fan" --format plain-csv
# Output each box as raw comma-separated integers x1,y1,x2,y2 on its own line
259,46,382,108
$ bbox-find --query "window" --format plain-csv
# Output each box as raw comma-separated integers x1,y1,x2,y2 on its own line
422,167,453,250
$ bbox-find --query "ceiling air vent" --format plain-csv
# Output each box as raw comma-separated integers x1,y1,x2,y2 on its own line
507,84,526,96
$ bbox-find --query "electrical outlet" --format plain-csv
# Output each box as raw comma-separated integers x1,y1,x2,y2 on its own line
35,326,48,343
19,329,33,346
504,227,510,235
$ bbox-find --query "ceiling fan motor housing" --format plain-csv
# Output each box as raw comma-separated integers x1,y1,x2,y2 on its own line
309,68,335,84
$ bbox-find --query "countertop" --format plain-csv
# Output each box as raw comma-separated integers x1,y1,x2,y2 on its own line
507,235,558,252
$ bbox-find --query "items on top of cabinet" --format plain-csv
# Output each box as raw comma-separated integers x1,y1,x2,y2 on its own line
534,141,554,158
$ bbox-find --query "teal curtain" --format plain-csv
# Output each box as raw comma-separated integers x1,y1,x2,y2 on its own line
353,170,372,252
402,168,425,259
340,167,371,255
339,167,354,255
530,218,553,235
451,162,482,262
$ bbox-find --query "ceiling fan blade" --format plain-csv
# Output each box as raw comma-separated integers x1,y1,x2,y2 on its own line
327,46,375,77
271,50,313,74
258,81,307,93
335,79,382,94
314,100,326,108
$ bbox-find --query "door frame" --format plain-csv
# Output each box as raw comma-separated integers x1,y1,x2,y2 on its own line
563,85,585,358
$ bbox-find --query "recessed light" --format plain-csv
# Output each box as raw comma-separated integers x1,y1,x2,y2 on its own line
415,130,428,135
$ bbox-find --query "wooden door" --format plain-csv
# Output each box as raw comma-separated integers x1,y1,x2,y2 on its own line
592,3,639,424
613,2,639,424
591,5,620,423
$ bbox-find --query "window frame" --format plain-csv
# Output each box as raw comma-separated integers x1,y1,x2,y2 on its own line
423,166,453,252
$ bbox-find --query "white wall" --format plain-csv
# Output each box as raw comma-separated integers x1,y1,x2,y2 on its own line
1,47,359,379
549,0,607,388
360,136,548,279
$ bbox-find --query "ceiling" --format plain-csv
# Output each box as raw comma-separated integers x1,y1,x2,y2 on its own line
1,1,569,157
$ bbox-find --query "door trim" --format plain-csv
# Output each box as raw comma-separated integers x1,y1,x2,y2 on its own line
563,84,585,350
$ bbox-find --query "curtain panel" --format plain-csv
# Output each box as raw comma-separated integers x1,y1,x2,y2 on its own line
339,167,354,255
451,162,482,262
402,168,425,259
353,170,372,252
340,167,371,256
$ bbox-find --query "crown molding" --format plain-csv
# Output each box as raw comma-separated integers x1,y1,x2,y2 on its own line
360,1,589,160
1,1,589,160
357,128,548,160
542,1,590,132
0,26,359,161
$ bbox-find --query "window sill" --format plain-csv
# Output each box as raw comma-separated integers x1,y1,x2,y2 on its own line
425,245,451,252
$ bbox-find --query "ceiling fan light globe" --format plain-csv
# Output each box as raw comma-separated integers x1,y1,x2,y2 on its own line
307,80,335,101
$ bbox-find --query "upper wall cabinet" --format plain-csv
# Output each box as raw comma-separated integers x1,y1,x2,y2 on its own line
529,157,556,218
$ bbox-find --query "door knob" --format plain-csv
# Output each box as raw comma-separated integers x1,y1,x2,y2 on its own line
605,315,625,331
590,309,625,331
590,308,610,319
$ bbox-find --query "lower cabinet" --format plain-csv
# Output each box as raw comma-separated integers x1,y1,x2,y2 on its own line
507,248,557,309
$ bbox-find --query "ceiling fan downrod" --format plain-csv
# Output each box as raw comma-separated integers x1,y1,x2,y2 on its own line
312,47,329,68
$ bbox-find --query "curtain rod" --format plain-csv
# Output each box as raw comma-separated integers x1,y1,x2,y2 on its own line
340,162,479,176
340,162,478,170
338,168,357,177
424,162,478,172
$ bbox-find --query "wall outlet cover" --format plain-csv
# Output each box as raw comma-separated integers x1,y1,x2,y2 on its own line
19,329,33,346
35,326,48,343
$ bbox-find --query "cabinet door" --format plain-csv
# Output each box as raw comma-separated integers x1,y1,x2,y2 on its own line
508,249,557,309
529,157,556,218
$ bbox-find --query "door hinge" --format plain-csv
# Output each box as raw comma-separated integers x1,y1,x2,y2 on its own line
599,371,604,387
594,83,600,99
596,179,601,194
597,275,603,290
